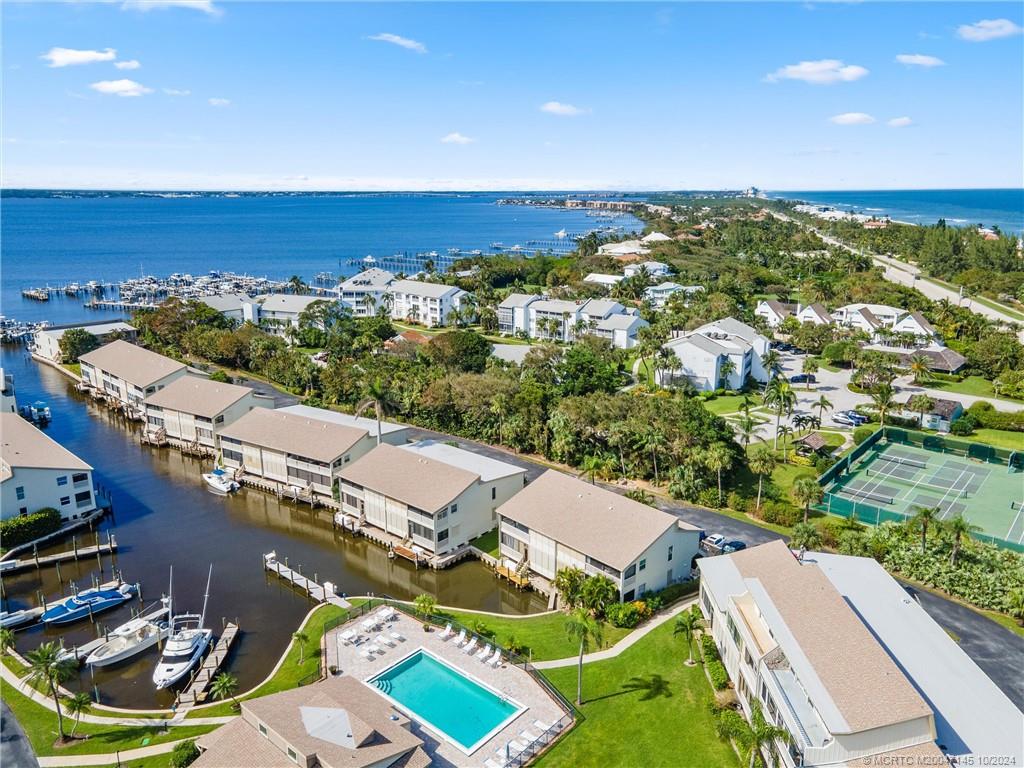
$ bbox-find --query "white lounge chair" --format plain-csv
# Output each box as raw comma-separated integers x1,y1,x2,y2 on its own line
484,759,504,768
454,629,467,647
439,623,454,640
534,719,555,733
368,643,382,655
476,644,492,661
389,630,405,642
509,740,528,754
376,634,396,648
520,729,540,743
463,637,478,655
488,649,502,667
359,649,373,660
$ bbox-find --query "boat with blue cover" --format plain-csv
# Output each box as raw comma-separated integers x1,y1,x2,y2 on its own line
41,583,135,625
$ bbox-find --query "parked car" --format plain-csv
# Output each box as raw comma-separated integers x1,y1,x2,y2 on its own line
842,410,868,424
722,540,747,554
702,534,727,551
789,373,817,384
832,412,859,427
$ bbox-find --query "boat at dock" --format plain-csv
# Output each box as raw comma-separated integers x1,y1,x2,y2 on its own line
0,607,44,629
202,467,239,494
153,565,213,690
41,582,136,626
86,597,171,668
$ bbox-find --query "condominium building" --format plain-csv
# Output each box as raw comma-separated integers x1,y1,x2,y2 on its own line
252,294,339,336
143,377,267,450
336,440,527,556
337,268,395,317
218,408,381,496
496,470,701,601
496,294,647,348
644,282,703,309
276,404,411,445
79,340,188,412
832,303,940,343
698,541,1023,767
1,413,96,521
387,279,468,328
657,317,770,391
33,320,137,363
623,260,671,278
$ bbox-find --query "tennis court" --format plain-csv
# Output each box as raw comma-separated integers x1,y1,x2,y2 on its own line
820,438,1024,551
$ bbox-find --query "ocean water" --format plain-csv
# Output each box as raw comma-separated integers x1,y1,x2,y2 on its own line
0,193,640,325
772,188,1024,234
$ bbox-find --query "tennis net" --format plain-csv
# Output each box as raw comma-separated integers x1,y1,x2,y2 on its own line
876,454,928,470
839,486,894,505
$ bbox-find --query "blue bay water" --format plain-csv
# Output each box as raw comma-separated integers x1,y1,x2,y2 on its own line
0,193,640,325
771,188,1024,234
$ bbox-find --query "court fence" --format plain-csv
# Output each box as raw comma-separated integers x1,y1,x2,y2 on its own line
815,427,1024,553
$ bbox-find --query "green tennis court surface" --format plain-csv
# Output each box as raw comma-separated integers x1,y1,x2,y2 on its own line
821,439,1024,550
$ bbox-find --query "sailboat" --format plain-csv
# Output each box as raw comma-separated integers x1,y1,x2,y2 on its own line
86,572,172,668
152,565,214,690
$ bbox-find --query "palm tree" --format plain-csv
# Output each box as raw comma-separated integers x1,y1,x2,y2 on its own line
718,357,737,391
801,357,819,391
578,455,604,485
760,350,781,394
704,442,733,506
764,378,796,449
564,607,603,706
946,514,979,566
814,394,833,424
210,672,239,708
413,593,437,623
790,521,822,550
23,641,77,741
62,692,92,738
910,505,939,555
907,353,932,385
871,383,896,427
736,703,792,768
292,631,310,664
356,377,392,446
909,394,935,428
287,275,308,294
0,627,14,656
749,445,777,513
776,424,794,461
735,414,758,451
792,475,823,523
673,610,702,666
637,426,667,485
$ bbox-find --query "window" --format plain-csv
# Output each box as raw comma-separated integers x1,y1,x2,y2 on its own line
639,558,646,572
623,589,635,602
491,487,496,500
214,415,225,424
60,497,70,506
667,545,673,562
72,473,88,484
15,486,24,500
147,415,165,427
196,427,214,440
258,723,267,737
75,491,92,508
222,448,242,463
623,564,636,580
57,476,68,487
19,507,27,516
287,748,297,763
450,503,458,515
437,529,449,542
727,615,742,650
437,508,448,520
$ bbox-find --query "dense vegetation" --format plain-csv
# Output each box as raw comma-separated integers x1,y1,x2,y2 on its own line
0,507,61,549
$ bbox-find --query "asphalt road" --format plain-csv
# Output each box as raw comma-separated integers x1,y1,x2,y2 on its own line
1,700,38,768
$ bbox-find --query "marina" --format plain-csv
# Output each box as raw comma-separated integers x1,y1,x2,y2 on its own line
0,532,118,574
176,621,241,707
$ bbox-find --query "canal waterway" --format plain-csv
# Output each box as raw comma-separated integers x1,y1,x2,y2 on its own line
0,346,547,709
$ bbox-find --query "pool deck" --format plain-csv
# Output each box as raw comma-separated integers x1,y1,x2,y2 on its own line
325,610,568,767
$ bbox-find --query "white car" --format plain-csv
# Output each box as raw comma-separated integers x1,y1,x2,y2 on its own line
703,534,727,551
832,412,858,427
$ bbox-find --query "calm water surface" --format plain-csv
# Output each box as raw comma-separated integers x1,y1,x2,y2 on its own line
0,346,546,708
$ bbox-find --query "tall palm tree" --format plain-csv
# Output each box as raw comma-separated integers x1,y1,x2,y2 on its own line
356,377,392,446
760,350,781,394
63,692,92,738
871,383,896,427
910,505,939,555
578,455,604,485
287,275,308,294
704,442,733,506
814,394,833,424
776,424,794,461
210,672,240,708
292,631,309,665
23,642,77,741
637,427,667,485
737,703,792,768
907,353,932,385
764,378,796,449
673,610,702,666
735,414,758,451
749,445,777,513
564,607,603,706
792,475,823,523
945,514,978,566
718,357,737,391
800,357,819,391
909,394,935,428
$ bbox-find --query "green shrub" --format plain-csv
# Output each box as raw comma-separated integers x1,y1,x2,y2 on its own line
208,370,231,383
949,415,976,436
604,600,652,629
760,500,799,527
853,425,876,445
170,740,200,768
472,620,492,637
648,580,700,606
700,634,719,661
814,456,837,475
725,491,747,512
707,660,730,690
0,508,62,549
645,595,664,613
697,487,723,508
967,401,1024,431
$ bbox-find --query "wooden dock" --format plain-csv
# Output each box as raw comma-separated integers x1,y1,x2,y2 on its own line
0,534,117,574
264,552,351,609
176,622,240,706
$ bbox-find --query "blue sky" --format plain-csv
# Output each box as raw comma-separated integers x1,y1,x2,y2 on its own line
2,1,1022,191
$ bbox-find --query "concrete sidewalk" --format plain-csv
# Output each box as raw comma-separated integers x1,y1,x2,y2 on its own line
35,737,196,767
532,598,697,670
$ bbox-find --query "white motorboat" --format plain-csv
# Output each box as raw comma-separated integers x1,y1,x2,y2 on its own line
86,596,171,668
152,565,213,690
202,467,238,494
0,607,42,629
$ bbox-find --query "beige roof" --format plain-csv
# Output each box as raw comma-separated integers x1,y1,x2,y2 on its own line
197,677,423,768
338,443,479,511
79,340,186,388
496,470,696,570
143,376,254,418
730,541,933,733
219,408,367,463
1,413,92,474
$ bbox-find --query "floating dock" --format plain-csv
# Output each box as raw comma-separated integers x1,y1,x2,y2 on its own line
0,534,117,574
176,622,240,707
264,552,351,609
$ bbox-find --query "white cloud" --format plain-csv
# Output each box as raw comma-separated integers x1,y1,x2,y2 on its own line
888,116,913,128
829,112,876,125
440,132,474,145
121,0,221,16
957,18,1023,42
114,59,141,70
766,59,869,84
540,101,588,116
368,33,427,54
163,88,190,96
895,53,944,67
41,47,117,68
208,97,230,107
89,79,153,97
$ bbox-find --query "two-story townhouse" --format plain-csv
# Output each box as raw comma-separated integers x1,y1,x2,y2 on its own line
78,340,188,414
143,377,268,450
338,268,395,317
386,280,467,328
33,321,138,363
657,317,770,391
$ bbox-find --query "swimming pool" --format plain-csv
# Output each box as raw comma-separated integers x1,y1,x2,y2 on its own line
367,648,525,754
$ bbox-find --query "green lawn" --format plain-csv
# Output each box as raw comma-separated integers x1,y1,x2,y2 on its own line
701,393,762,415
922,375,1023,403
436,609,631,662
468,529,500,557
957,428,1024,451
535,621,740,768
62,362,82,377
0,678,215,757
